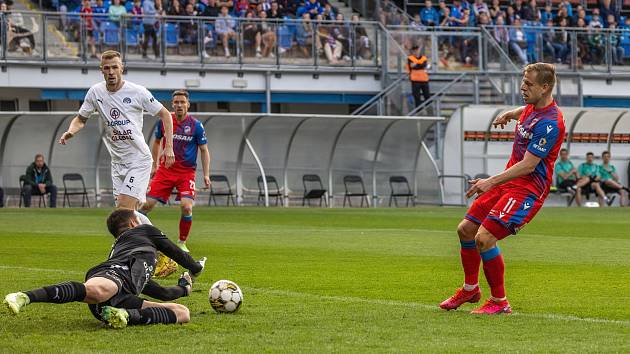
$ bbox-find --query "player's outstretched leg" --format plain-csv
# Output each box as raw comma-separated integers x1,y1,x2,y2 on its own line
4,281,87,315
102,301,190,328
440,220,482,310
471,227,512,315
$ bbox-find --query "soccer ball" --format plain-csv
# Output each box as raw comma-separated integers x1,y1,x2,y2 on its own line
208,280,243,313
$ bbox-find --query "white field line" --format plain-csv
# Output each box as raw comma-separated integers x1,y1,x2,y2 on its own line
2,265,628,327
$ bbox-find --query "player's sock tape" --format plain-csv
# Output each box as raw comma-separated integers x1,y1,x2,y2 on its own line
480,247,501,262
460,240,476,249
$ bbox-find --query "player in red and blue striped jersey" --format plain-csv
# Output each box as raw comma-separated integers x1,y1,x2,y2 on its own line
140,90,210,256
440,63,566,315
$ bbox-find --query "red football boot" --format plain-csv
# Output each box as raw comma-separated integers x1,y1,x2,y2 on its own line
439,287,481,310
470,298,512,315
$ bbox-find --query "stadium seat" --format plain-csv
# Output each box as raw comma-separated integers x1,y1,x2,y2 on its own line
18,175,47,208
164,23,179,51
257,175,283,206
302,174,327,207
278,25,294,52
208,175,236,206
102,21,120,48
388,176,415,207
62,173,90,208
343,175,368,208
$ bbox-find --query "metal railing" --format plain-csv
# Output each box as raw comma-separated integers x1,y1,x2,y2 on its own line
0,11,381,70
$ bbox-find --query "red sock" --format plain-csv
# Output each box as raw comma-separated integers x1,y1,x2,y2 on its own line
460,240,481,287
481,248,506,299
179,215,192,242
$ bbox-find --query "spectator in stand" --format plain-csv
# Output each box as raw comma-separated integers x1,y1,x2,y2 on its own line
411,13,425,30
302,0,323,19
167,0,183,15
493,15,509,44
588,22,605,65
180,3,198,44
505,5,515,25
520,0,538,22
551,17,570,64
576,151,606,207
540,3,553,24
420,0,440,26
599,0,618,26
234,0,249,16
556,4,569,25
267,1,284,19
555,148,578,194
257,10,277,58
215,5,237,57
217,0,234,10
200,0,219,16
351,14,372,60
572,6,587,26
130,0,143,30
321,3,335,21
438,0,448,22
296,12,314,57
488,0,502,21
332,13,350,61
589,7,603,26
508,16,528,65
512,0,524,19
450,0,469,27
317,17,343,64
609,19,624,65
240,11,258,56
155,0,166,16
80,0,97,58
108,0,127,22
92,0,108,28
575,18,589,68
599,151,628,206
472,0,488,19
623,16,630,29
440,6,453,26
142,0,160,59
560,0,572,18
542,18,557,62
23,154,57,208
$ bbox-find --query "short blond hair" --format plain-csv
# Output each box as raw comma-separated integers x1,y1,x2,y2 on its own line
523,63,556,89
101,50,121,62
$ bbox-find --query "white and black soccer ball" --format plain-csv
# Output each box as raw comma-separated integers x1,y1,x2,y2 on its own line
208,280,243,313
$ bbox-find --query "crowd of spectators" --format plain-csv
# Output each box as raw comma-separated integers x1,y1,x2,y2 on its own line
28,0,374,62
388,0,630,67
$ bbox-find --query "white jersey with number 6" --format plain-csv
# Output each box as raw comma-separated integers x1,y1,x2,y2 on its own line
78,81,164,164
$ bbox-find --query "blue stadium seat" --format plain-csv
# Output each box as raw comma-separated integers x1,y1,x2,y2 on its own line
102,21,120,47
165,23,179,48
278,25,293,51
126,27,139,47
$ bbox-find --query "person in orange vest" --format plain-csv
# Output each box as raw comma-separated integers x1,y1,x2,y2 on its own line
407,45,431,108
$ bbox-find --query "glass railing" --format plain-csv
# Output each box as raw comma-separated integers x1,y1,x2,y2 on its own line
2,11,630,74
0,11,381,69
484,24,630,73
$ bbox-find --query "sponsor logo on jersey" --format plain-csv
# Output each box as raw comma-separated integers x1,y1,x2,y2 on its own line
123,97,132,104
110,108,121,119
174,134,194,142
111,129,135,141
517,123,533,140
107,119,131,127
184,126,191,134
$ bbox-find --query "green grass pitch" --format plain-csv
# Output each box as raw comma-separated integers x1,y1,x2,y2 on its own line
0,207,629,353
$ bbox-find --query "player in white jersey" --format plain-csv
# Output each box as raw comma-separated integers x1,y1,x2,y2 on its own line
58,50,175,213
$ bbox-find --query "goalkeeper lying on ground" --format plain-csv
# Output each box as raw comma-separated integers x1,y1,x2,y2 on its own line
3,209,207,329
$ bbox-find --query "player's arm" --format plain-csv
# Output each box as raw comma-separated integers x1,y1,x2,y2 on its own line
144,226,205,275
199,144,211,189
467,152,541,198
157,107,175,168
493,106,526,129
58,115,88,145
141,279,187,301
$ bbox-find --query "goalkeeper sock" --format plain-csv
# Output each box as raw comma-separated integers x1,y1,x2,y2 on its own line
179,214,192,242
25,281,86,303
127,307,178,325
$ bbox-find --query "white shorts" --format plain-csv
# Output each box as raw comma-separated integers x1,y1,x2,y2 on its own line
111,161,152,204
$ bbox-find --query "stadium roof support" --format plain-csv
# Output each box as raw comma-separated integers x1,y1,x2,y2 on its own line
0,112,444,207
